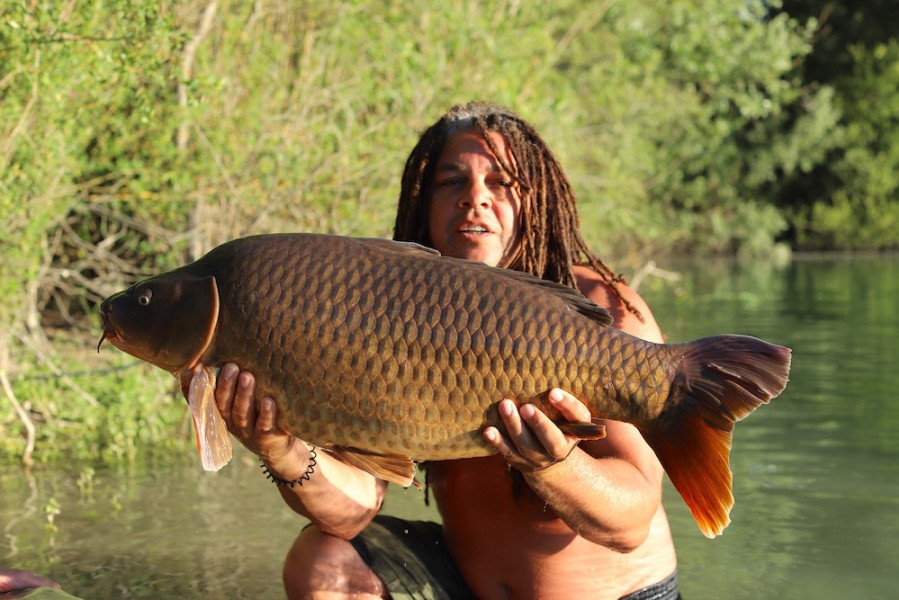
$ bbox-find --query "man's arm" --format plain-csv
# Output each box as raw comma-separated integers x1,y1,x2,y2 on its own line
484,274,667,552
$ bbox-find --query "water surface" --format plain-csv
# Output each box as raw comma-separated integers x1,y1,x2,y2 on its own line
650,254,899,599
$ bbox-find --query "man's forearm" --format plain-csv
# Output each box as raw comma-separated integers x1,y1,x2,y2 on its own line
522,446,659,552
264,442,387,540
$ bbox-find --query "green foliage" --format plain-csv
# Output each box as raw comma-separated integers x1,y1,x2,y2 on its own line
815,40,899,249
1,340,190,464
613,0,812,254
775,1,899,250
529,0,818,257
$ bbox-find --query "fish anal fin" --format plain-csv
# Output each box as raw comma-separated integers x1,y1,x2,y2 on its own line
187,365,233,472
558,419,606,440
330,446,421,490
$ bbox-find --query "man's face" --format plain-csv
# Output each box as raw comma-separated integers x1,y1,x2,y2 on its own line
427,128,522,267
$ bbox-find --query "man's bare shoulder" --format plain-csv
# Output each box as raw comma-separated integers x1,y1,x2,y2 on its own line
572,265,664,342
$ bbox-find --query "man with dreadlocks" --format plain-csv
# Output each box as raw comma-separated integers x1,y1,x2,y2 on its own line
212,102,680,599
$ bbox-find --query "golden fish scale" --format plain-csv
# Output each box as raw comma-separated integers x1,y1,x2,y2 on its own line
200,235,676,459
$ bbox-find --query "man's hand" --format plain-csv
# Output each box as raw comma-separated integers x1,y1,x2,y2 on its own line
0,568,61,593
202,363,298,463
483,388,592,472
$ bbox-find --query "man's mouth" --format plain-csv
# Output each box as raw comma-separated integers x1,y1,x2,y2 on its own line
458,225,489,234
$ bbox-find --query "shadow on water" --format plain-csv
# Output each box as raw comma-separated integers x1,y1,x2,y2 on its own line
3,254,898,599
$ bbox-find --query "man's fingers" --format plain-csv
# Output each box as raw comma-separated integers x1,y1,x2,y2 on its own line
215,363,240,419
547,388,592,422
483,426,517,462
230,371,256,429
500,401,546,460
256,398,278,432
520,403,575,461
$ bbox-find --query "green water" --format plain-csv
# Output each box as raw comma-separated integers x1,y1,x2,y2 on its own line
650,254,899,599
2,255,897,599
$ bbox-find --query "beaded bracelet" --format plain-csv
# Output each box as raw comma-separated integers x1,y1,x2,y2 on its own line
260,445,317,488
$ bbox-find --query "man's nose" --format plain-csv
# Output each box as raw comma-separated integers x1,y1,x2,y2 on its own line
461,179,492,208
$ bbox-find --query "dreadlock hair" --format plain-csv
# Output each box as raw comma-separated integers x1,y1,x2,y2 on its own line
393,101,643,321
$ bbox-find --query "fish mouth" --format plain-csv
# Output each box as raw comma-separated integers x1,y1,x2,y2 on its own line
98,304,111,352
97,301,120,353
97,326,120,353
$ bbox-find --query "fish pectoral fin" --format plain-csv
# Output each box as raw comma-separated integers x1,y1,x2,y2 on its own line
186,365,233,472
558,419,606,440
330,446,421,490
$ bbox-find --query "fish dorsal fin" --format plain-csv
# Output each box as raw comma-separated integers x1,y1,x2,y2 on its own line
472,265,614,328
354,238,613,328
329,445,421,490
354,238,442,257
186,365,233,472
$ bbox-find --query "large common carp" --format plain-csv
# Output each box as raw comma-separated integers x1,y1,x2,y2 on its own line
99,233,791,537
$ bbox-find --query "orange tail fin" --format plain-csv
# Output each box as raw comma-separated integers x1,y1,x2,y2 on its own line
643,335,791,538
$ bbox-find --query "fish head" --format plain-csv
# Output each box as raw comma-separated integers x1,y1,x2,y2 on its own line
99,273,220,375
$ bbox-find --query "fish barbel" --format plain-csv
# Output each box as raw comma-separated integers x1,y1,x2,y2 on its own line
98,233,791,537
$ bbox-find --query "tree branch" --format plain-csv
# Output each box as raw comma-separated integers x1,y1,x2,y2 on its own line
178,0,219,152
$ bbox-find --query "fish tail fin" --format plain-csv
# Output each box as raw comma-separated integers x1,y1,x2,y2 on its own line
643,335,791,538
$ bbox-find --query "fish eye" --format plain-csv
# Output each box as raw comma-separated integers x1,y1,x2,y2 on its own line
138,288,153,306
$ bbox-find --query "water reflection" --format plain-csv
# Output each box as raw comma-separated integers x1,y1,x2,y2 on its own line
2,255,898,599
646,254,899,599
1,451,438,599
2,454,294,598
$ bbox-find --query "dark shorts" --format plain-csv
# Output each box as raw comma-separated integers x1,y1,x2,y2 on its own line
348,515,476,599
349,515,681,600
620,570,681,600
